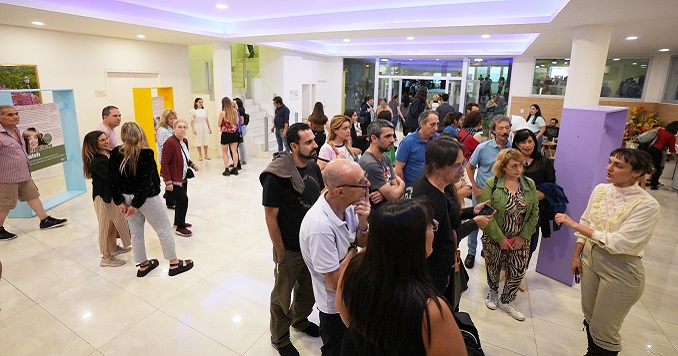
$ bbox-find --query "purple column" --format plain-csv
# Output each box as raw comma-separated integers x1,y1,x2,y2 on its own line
535,106,628,285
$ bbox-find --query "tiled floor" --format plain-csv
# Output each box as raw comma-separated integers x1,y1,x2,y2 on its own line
1,154,677,355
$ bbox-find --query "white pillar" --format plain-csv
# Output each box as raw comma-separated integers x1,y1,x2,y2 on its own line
563,25,612,108
644,54,671,102
212,41,233,103
212,41,232,159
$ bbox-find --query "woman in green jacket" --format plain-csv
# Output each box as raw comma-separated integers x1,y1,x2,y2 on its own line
480,148,539,321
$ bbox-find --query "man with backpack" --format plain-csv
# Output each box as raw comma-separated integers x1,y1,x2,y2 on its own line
644,121,678,190
464,115,512,269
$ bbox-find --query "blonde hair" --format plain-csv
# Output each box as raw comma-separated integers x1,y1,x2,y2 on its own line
119,122,150,176
221,97,238,126
492,148,525,178
159,109,177,129
327,114,354,159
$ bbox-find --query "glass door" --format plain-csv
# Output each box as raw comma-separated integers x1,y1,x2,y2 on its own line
446,80,462,112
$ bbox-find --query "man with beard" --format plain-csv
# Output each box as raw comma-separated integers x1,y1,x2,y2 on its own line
359,119,405,212
260,123,323,356
464,115,512,269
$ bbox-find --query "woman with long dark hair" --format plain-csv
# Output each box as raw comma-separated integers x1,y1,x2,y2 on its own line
234,98,249,165
405,87,428,136
345,109,366,154
556,148,659,356
308,101,329,148
358,96,375,134
335,199,467,355
512,129,556,291
411,134,493,310
110,122,194,277
526,104,546,152
189,97,212,161
82,130,131,267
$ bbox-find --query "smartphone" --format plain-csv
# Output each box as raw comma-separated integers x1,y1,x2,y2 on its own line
479,204,496,216
506,238,515,246
574,274,581,284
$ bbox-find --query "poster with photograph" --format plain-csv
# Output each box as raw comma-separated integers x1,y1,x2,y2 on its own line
0,64,42,105
15,103,67,171
152,96,164,131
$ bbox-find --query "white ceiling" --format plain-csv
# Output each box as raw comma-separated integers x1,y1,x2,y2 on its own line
1,0,677,58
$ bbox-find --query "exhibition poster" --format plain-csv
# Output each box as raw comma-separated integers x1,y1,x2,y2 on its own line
15,103,67,171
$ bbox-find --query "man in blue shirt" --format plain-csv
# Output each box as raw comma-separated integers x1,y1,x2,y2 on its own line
464,115,512,269
271,96,290,152
395,110,439,187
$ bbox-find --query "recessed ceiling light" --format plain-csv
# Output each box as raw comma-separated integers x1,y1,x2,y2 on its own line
31,21,44,26
625,36,638,40
613,58,620,61
380,59,389,62
632,62,637,65
659,48,670,52
540,65,545,67
435,58,440,61
216,3,228,9
481,35,490,39
136,34,146,39
565,58,570,61
535,65,540,68
343,39,350,43
474,59,483,62
406,36,414,40
408,59,413,61
552,61,557,64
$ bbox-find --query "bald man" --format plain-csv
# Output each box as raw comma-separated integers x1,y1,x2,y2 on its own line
299,159,370,356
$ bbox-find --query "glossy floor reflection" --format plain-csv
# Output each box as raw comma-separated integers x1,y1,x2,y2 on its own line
0,155,676,355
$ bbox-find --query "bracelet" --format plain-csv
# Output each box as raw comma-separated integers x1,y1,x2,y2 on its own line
348,244,358,253
358,223,369,234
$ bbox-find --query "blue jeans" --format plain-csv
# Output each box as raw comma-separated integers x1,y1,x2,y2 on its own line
239,125,248,162
467,193,481,256
275,127,289,152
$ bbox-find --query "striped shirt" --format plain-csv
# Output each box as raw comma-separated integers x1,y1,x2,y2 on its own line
0,123,31,183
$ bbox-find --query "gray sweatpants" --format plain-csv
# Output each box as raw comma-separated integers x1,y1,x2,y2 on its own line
124,194,177,264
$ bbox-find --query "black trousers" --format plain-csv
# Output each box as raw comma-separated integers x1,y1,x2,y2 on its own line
648,147,664,188
319,311,346,356
171,179,189,227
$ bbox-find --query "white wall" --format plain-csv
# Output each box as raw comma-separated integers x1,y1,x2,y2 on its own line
257,47,343,122
0,25,192,140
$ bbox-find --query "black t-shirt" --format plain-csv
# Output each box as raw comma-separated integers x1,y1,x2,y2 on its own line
261,163,323,251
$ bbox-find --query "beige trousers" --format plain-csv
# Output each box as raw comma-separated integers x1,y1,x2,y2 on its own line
93,196,131,256
581,240,645,352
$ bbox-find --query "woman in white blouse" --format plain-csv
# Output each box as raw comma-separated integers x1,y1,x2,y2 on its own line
555,148,659,356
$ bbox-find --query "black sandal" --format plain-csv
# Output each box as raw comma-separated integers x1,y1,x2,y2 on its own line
136,259,159,277
169,259,194,276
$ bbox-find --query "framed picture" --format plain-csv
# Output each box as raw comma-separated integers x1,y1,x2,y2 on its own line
0,64,42,105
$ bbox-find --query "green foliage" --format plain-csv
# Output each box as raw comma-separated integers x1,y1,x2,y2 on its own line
0,65,39,89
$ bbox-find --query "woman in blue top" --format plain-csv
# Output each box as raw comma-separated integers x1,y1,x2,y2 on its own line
443,112,463,136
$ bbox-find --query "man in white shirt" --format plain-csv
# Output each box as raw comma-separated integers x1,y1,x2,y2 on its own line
96,106,122,150
299,159,370,356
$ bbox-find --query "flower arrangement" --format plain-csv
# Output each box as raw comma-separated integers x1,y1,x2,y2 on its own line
624,105,662,142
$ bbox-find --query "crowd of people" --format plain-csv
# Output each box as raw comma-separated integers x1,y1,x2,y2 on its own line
1,95,673,356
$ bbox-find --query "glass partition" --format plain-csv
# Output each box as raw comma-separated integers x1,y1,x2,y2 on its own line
344,58,376,112
602,58,649,99
663,56,678,103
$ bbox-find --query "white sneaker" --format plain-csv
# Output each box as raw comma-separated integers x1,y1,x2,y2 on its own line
498,300,525,321
485,290,498,310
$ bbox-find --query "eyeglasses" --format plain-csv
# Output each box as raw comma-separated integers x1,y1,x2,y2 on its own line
430,219,439,232
452,160,468,174
337,184,369,191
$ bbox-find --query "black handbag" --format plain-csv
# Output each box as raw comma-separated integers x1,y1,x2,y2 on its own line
176,136,195,179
